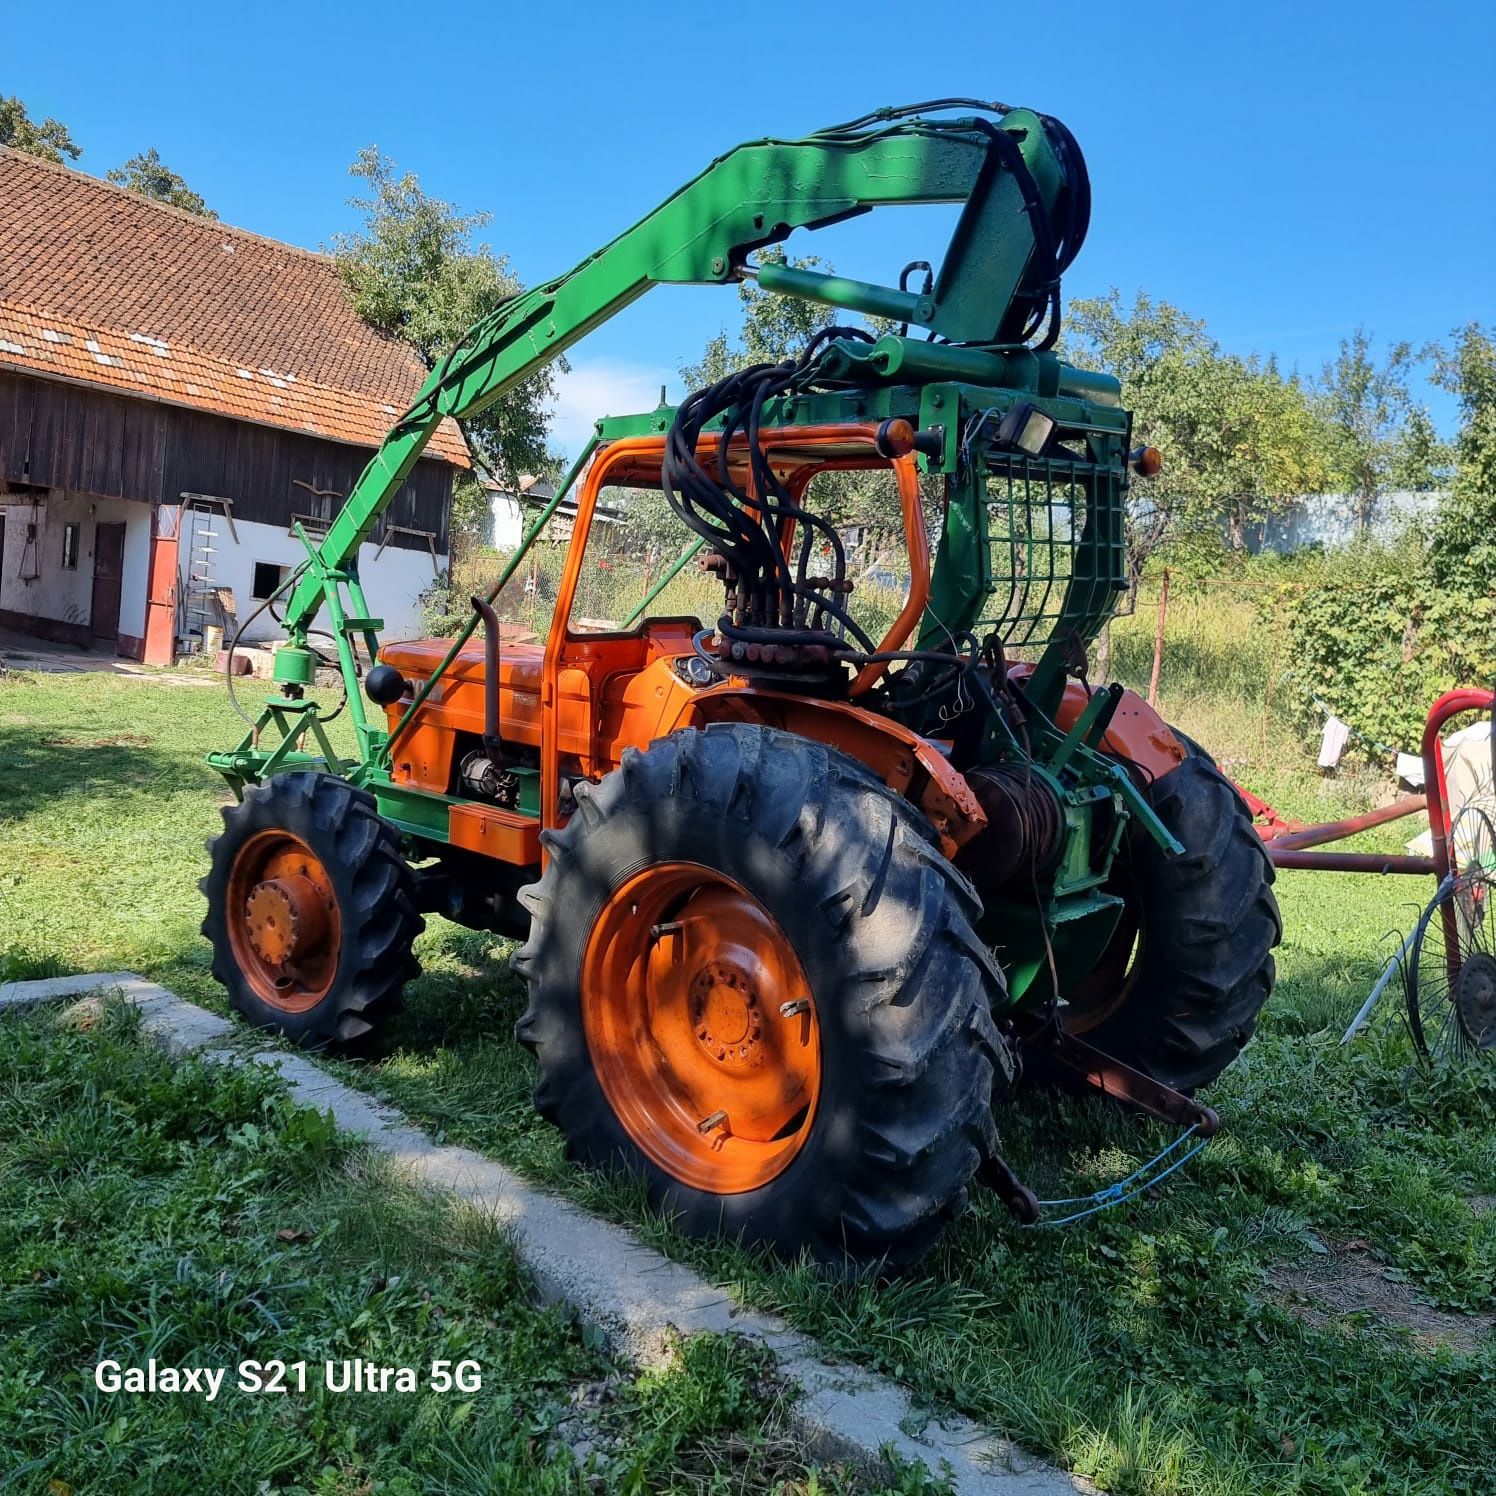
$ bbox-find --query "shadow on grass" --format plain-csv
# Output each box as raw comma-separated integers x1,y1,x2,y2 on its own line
0,725,218,825
358,917,525,1058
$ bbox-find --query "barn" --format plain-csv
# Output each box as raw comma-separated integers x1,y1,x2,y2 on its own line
0,146,468,664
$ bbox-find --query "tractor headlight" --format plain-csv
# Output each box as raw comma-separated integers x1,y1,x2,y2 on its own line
994,402,1056,458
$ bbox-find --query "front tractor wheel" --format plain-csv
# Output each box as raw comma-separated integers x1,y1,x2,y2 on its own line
513,724,1013,1265
201,771,423,1047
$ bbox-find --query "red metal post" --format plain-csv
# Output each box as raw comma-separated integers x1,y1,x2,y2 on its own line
1268,795,1426,852
1420,688,1496,987
1147,569,1169,710
1420,688,1495,885
1267,849,1435,875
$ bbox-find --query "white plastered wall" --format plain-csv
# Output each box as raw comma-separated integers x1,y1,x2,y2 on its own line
0,490,151,640
187,511,447,645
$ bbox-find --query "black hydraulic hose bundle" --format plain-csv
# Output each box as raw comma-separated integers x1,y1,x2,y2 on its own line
660,327,882,663
657,103,1087,684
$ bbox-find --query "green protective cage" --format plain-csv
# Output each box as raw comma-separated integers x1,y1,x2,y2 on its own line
923,397,1132,665
978,447,1129,650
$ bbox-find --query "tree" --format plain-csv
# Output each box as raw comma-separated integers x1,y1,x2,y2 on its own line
1318,328,1443,534
1426,323,1496,684
1065,290,1337,587
332,147,560,544
1287,325,1493,749
0,94,80,165
106,148,215,217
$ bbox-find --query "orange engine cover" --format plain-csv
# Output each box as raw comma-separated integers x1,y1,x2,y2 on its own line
378,620,705,797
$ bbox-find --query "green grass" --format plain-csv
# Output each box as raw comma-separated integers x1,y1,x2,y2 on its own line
2,595,1495,1494
0,1000,935,1495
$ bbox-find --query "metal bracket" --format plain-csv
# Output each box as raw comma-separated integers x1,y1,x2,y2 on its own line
977,1152,1040,1223
1012,1012,1221,1137
376,523,440,572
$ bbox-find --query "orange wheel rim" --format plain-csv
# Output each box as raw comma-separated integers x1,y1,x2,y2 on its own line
581,862,820,1194
225,829,341,1013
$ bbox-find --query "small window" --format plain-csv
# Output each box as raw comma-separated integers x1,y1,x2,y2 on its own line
61,522,80,571
251,561,290,600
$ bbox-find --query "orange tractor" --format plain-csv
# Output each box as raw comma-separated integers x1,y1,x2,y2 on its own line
203,102,1280,1263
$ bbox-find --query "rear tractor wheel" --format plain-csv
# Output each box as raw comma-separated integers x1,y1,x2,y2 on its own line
201,771,423,1047
1060,735,1282,1091
513,723,1014,1265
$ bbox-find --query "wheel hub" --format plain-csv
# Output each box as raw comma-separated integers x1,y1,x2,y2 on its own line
245,875,327,965
225,830,341,1013
1455,951,1496,1049
691,961,763,1064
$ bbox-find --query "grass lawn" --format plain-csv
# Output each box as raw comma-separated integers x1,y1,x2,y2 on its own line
3,597,1494,1494
0,1000,934,1495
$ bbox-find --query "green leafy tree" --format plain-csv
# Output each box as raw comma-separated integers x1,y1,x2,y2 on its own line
332,147,559,544
106,148,215,217
1318,328,1444,533
1287,325,1494,749
0,94,80,164
1066,290,1338,588
1281,529,1446,752
1426,323,1496,685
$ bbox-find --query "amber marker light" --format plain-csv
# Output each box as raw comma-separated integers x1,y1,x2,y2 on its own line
875,418,916,458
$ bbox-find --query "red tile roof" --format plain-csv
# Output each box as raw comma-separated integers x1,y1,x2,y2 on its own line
0,147,468,466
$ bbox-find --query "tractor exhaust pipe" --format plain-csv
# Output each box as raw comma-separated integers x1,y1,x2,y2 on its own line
470,595,505,768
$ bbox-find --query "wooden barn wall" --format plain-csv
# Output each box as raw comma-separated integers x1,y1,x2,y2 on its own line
0,371,452,553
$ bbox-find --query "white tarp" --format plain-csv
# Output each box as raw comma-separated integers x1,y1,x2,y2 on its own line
1406,719,1496,872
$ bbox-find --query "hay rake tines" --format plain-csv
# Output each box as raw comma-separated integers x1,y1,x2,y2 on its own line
1400,802,1496,1065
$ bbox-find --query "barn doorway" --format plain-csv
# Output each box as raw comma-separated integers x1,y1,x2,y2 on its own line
91,521,126,645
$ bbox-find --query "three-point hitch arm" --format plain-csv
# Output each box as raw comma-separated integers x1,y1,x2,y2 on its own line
277,100,1090,647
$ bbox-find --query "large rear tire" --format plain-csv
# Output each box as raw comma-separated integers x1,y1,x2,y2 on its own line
1061,735,1281,1091
513,724,1013,1265
201,771,423,1048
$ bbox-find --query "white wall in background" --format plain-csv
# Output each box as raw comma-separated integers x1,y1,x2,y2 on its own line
0,491,150,638
183,511,447,645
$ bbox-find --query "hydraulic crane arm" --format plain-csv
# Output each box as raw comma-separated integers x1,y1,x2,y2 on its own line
282,100,1089,636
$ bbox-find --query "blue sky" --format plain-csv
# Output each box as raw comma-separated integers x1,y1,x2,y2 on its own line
9,0,1492,458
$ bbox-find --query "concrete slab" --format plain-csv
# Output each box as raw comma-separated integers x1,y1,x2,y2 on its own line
0,628,214,685
0,970,138,1010
1,970,1089,1494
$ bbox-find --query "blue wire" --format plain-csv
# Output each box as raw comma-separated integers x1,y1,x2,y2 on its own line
1022,1125,1209,1228
1031,1124,1200,1207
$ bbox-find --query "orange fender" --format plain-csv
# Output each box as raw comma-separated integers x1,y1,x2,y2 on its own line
689,687,987,859
1007,665,1186,783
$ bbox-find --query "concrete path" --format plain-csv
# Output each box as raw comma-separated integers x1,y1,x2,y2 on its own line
0,971,1090,1495
0,628,215,685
